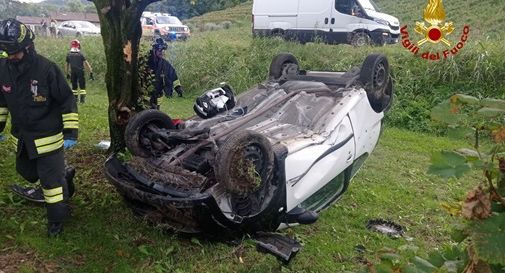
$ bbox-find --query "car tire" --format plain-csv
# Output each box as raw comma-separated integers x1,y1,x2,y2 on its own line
215,130,274,198
359,54,393,113
125,109,175,158
268,53,299,81
351,32,371,47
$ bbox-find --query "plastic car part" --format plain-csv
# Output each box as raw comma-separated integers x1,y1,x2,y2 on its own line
125,109,175,157
268,53,299,81
359,54,393,113
215,130,274,197
366,219,405,238
193,85,236,119
255,232,302,264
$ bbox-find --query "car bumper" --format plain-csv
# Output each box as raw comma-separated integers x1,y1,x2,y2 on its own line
104,150,287,235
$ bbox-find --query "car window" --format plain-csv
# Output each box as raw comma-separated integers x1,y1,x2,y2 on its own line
74,21,95,28
155,16,182,25
335,0,354,15
145,17,154,25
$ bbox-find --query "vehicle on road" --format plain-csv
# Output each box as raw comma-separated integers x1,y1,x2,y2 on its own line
252,0,400,46
141,12,190,41
105,53,393,237
56,20,101,38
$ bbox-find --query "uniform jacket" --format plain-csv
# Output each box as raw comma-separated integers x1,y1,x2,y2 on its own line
0,52,78,159
66,51,86,73
147,51,180,98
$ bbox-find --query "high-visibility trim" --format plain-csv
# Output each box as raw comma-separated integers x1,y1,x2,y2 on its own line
64,122,79,129
10,135,17,150
44,187,63,204
79,90,86,95
173,79,181,88
45,194,64,204
37,139,64,154
62,113,78,121
0,107,8,122
43,187,63,197
34,133,64,154
72,90,79,95
63,113,79,130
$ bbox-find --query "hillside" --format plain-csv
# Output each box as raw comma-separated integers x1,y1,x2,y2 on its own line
181,0,505,133
186,0,505,38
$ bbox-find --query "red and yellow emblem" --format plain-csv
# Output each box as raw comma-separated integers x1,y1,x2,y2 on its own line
414,0,455,46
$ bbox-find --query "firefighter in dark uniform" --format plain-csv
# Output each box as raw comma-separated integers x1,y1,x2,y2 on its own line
148,37,183,109
0,19,78,236
65,39,94,104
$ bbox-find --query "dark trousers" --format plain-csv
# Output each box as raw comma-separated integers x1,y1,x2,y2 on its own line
71,70,86,103
16,146,70,223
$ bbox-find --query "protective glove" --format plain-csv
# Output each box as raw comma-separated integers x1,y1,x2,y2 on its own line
0,134,6,142
66,74,71,80
90,72,95,81
175,86,184,97
64,139,77,150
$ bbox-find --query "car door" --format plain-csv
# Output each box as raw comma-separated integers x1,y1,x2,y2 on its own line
297,0,332,42
327,0,364,43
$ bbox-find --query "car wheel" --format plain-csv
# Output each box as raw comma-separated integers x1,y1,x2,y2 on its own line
215,130,274,198
125,109,175,157
359,54,393,113
351,32,371,47
268,53,299,81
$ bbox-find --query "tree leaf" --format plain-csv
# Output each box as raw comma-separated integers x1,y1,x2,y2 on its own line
431,101,467,125
481,98,505,111
469,213,505,265
411,256,437,273
453,94,480,105
376,263,395,273
428,151,471,179
477,107,505,118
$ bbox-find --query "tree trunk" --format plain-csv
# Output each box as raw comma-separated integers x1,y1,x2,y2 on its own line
92,0,158,153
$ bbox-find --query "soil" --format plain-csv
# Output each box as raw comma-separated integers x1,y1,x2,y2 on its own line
0,248,62,273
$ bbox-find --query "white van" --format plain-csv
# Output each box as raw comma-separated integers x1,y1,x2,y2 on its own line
252,0,400,46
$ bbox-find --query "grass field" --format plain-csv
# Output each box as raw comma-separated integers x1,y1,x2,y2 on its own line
0,0,502,272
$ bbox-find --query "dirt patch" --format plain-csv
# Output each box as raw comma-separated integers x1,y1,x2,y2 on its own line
0,248,63,273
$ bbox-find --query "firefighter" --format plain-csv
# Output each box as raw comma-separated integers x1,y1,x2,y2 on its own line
147,37,183,109
0,18,78,236
65,39,94,104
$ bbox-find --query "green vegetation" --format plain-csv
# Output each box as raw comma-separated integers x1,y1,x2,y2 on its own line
1,0,504,271
364,95,505,272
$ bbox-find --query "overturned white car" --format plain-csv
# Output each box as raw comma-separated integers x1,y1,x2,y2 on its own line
105,53,393,238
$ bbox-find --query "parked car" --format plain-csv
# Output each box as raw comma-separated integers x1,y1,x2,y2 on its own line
57,20,101,37
252,0,400,46
141,12,190,41
105,53,393,237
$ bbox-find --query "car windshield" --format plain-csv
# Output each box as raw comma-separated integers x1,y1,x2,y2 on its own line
359,0,381,11
73,21,96,29
155,16,182,25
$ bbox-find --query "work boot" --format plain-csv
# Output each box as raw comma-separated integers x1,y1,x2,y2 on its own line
10,184,44,203
11,167,75,204
47,222,64,237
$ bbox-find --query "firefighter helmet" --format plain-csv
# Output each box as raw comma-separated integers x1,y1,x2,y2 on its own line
70,39,81,49
0,18,35,55
152,37,167,51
